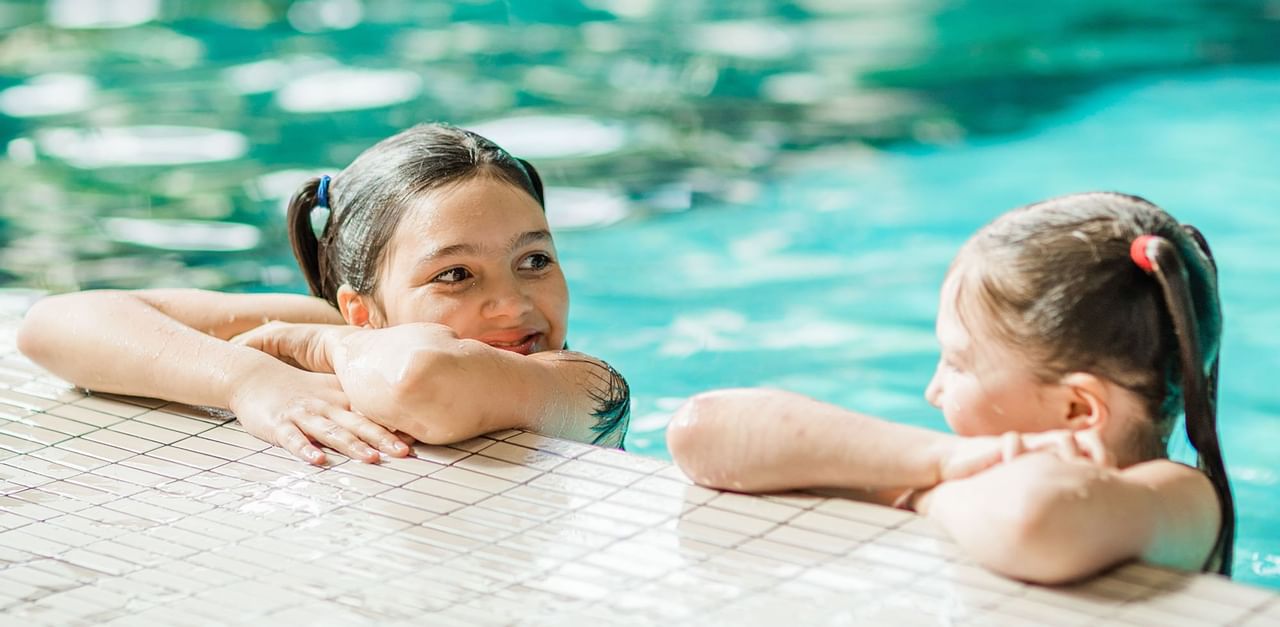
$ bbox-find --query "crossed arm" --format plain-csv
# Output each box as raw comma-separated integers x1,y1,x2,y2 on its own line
666,388,1220,584
18,289,629,464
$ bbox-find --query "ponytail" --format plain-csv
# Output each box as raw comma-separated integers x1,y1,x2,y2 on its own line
1131,234,1234,575
286,176,333,304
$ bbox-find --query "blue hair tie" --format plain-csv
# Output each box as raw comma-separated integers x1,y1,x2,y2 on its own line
316,175,332,208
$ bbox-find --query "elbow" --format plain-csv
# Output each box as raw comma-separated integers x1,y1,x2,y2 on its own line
975,486,1111,585
666,391,744,490
16,297,58,366
987,499,1083,585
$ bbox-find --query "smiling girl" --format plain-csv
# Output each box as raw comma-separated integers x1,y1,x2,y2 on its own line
18,124,630,465
667,192,1232,583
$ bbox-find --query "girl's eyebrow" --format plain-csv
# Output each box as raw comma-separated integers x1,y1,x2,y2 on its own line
413,230,552,270
509,230,551,251
415,243,480,267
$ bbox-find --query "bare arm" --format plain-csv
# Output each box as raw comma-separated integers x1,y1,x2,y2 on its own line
18,289,340,406
17,290,407,464
239,322,631,447
918,453,1220,584
665,388,994,492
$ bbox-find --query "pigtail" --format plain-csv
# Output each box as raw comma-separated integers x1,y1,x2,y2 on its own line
1135,235,1235,575
286,176,330,302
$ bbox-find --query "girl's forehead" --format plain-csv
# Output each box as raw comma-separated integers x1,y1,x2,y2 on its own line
397,179,548,237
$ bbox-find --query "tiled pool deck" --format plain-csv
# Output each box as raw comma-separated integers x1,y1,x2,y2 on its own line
0,319,1276,626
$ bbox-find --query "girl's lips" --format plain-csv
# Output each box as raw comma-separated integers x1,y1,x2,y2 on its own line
483,332,542,355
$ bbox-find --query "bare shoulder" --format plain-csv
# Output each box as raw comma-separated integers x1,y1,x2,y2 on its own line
529,350,631,448
1120,459,1220,570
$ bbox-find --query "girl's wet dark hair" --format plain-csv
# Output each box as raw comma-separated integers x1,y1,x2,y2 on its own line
953,191,1233,575
285,123,546,306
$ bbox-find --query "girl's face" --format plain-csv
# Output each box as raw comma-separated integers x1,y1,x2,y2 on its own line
372,176,569,355
924,273,1066,436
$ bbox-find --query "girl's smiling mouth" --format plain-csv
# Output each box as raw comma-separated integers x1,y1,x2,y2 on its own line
481,330,543,355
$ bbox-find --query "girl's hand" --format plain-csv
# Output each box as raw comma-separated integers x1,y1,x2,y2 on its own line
1017,429,1115,467
232,322,355,373
936,430,1114,483
227,366,412,466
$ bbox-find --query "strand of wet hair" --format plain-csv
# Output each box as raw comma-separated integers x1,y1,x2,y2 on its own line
547,353,631,448
1143,235,1235,575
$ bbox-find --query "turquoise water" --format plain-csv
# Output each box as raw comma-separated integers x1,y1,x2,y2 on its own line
1,1,1277,587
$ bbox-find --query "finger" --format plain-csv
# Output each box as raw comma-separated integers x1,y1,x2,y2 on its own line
1078,431,1116,467
327,409,411,458
1053,431,1082,460
393,431,417,447
298,413,381,463
274,422,326,466
1000,431,1024,463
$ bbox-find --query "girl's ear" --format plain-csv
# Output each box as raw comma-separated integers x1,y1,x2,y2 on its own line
1058,372,1110,432
336,285,377,328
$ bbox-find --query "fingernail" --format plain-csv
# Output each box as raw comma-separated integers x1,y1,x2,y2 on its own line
387,440,408,455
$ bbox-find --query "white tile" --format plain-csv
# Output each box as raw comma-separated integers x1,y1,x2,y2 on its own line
73,396,150,418
813,497,915,527
479,441,569,470
197,426,271,451
552,458,645,486
707,491,805,523
765,523,861,554
133,410,215,435
19,413,96,437
474,494,565,521
332,457,425,486
630,475,718,503
172,436,253,461
44,405,124,428
0,390,61,411
788,510,887,542
454,453,544,483
409,443,471,465
106,420,186,445
380,487,467,514
0,432,43,454
80,429,161,454
53,438,133,463
146,445,225,471
579,448,669,473
737,537,831,566
430,465,517,494
506,431,595,458
401,475,490,504
682,505,778,536
0,422,70,446
527,472,617,499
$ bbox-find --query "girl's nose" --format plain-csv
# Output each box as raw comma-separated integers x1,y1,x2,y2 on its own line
483,275,534,320
924,363,943,409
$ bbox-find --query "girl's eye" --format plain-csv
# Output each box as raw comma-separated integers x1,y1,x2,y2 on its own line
432,267,472,284
518,253,554,271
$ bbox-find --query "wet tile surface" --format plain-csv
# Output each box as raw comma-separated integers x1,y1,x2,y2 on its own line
0,319,1275,626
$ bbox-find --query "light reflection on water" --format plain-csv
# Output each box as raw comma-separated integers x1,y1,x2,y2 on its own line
1,0,1278,589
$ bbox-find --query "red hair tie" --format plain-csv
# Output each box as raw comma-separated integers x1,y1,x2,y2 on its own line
1130,235,1158,274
